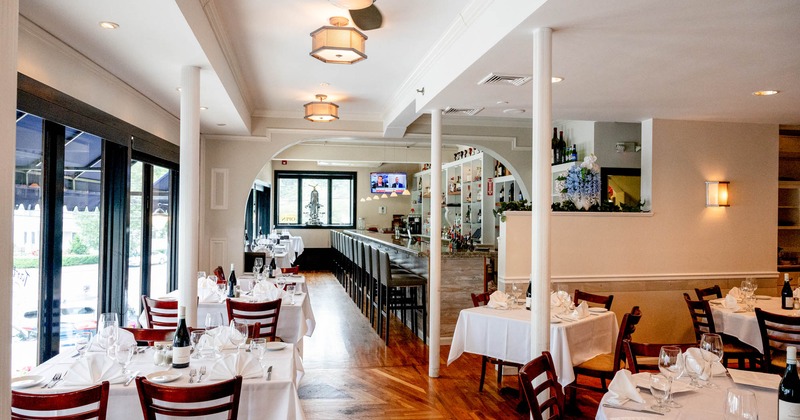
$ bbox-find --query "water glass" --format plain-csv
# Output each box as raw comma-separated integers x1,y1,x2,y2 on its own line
114,343,135,374
230,321,248,351
190,330,205,359
253,258,264,279
205,313,224,332
724,388,758,419
76,331,93,357
286,284,296,305
511,283,521,307
658,346,683,408
97,313,119,349
700,333,724,388
649,374,671,413
250,337,268,373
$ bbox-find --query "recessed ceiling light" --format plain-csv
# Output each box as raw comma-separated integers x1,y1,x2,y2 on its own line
320,82,330,87
200,106,208,111
99,21,119,30
503,108,526,114
217,123,227,127
752,90,779,96
552,77,564,83
496,101,508,105
176,87,181,92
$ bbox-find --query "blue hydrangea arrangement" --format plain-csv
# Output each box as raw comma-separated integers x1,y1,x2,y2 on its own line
559,154,600,209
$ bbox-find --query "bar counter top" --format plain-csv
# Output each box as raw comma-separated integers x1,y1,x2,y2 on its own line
344,230,496,259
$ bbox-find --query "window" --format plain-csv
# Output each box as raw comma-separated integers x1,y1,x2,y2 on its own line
274,171,356,228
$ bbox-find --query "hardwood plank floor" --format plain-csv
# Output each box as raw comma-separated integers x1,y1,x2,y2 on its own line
298,271,602,419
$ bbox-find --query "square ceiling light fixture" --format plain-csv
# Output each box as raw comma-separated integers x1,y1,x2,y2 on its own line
304,94,339,122
310,17,367,64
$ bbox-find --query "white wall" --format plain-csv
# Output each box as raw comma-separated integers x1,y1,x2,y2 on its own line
594,122,642,168
551,119,778,280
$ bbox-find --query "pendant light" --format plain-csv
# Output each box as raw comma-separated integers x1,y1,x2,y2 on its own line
310,16,367,65
304,94,339,122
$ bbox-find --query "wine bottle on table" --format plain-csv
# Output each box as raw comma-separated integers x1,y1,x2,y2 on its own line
269,257,276,278
172,306,190,369
525,282,531,310
227,263,237,298
783,273,794,310
779,346,800,419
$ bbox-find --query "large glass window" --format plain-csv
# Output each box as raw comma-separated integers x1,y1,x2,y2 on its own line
150,165,172,296
274,171,356,228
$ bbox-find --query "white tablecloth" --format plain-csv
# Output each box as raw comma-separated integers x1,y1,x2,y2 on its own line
447,306,618,386
238,274,309,294
596,371,778,419
23,345,306,420
711,296,790,353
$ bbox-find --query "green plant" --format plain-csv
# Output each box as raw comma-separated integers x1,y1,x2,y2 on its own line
551,200,646,212
493,200,532,222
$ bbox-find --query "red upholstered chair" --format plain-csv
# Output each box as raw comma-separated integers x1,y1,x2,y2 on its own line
136,375,242,419
141,296,178,329
12,381,110,420
518,351,566,420
225,298,282,341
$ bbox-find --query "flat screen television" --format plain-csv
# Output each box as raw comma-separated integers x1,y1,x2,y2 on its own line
370,172,407,194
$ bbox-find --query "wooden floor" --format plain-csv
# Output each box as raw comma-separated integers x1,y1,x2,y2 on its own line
297,271,602,419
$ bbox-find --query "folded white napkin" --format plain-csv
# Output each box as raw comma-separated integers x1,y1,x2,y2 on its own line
198,286,220,303
198,276,216,290
606,369,645,405
63,353,126,386
199,326,235,350
571,301,590,319
486,291,509,309
727,287,742,299
88,327,136,352
550,292,561,307
723,294,740,310
208,351,263,380
252,282,285,301
682,347,726,380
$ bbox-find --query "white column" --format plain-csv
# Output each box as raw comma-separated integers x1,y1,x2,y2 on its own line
0,0,19,405
531,28,552,357
178,66,200,327
428,109,442,377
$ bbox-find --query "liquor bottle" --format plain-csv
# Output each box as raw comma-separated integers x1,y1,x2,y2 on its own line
268,257,276,278
570,144,578,162
477,208,482,223
172,306,190,369
509,183,515,202
244,233,250,252
551,127,558,165
525,282,532,310
558,131,567,164
227,263,237,298
783,273,794,310
779,346,800,419
499,186,505,203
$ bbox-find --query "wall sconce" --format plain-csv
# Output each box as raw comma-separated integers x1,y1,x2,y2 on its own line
705,181,730,207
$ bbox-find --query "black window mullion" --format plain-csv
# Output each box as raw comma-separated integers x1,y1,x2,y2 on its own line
139,164,153,298
168,170,179,292
98,141,129,318
326,178,333,225
39,120,65,363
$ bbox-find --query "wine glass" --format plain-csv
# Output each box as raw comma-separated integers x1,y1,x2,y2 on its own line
114,343,135,375
724,388,758,419
658,346,683,408
700,333,724,388
205,312,224,332
230,321,248,351
216,281,227,303
253,258,264,279
648,374,671,413
250,337,268,376
190,330,205,359
511,283,522,307
97,313,119,350
286,284,296,305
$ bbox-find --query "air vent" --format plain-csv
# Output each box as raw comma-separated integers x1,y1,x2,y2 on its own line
442,107,484,116
477,73,532,87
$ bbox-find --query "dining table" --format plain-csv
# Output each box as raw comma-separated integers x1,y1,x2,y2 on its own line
14,343,306,419
447,305,619,386
710,295,791,353
596,369,780,419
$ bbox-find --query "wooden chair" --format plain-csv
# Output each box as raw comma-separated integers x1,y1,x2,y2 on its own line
470,291,522,392
573,289,614,311
683,293,761,369
623,339,696,373
123,327,175,345
567,306,642,402
141,296,178,329
755,307,800,373
518,351,566,420
226,298,282,341
695,285,723,300
281,266,299,275
12,381,110,420
136,375,242,419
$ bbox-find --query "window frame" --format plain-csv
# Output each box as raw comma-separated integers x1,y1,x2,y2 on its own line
273,170,357,229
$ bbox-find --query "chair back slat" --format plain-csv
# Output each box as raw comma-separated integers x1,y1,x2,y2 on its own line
141,296,179,329
683,293,717,341
695,285,723,300
756,308,800,373
623,339,696,373
573,289,614,311
280,266,299,274
123,327,175,346
136,376,242,419
225,298,282,340
518,351,565,420
611,306,643,371
12,382,110,420
471,292,491,307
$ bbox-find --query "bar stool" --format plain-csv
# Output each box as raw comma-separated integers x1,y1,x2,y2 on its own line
362,242,374,318
377,250,427,346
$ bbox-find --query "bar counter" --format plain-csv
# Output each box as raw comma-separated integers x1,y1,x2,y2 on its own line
343,230,495,339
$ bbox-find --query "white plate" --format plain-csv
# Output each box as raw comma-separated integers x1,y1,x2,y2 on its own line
11,375,45,389
631,373,695,394
754,295,771,300
550,318,561,324
146,371,182,383
266,342,288,351
710,298,726,305
588,307,608,313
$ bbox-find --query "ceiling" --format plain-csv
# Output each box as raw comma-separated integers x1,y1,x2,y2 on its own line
18,0,800,142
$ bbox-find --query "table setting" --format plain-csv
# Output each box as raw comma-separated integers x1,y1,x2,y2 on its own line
447,289,618,386
12,314,306,419
597,334,778,419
